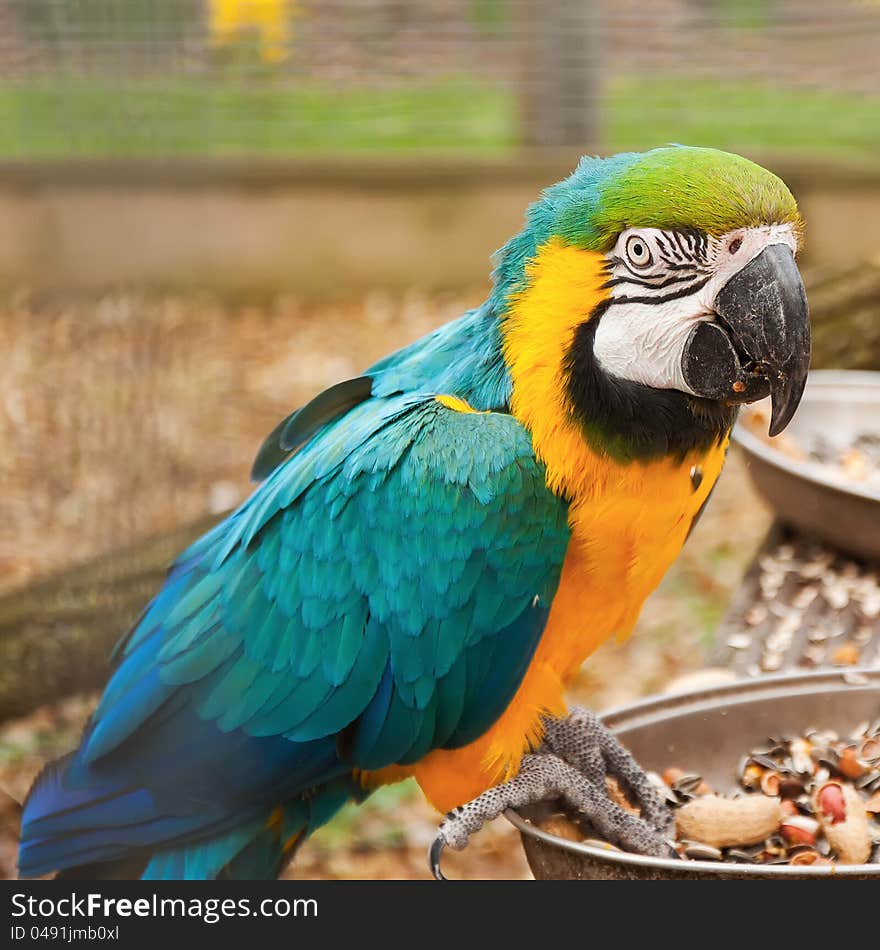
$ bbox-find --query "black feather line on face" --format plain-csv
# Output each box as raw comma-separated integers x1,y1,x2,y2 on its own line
672,231,690,257
653,227,713,268
664,261,711,273
603,271,704,291
563,300,735,463
611,274,712,308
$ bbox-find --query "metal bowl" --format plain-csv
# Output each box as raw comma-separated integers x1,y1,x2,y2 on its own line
511,669,880,879
732,370,880,561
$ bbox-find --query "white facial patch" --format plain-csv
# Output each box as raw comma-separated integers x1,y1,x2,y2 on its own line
592,223,799,393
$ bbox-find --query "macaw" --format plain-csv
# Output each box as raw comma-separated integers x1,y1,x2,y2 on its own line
18,146,810,880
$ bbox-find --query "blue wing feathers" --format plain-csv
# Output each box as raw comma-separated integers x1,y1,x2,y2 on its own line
19,389,570,878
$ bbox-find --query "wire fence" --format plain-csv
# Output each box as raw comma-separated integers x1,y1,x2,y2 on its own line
0,0,877,157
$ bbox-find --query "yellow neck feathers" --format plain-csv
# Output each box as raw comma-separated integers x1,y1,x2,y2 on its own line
499,235,730,521
501,237,617,501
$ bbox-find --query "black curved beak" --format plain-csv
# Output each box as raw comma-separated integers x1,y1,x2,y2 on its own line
682,243,810,436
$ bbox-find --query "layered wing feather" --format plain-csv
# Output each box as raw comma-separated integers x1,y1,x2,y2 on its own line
20,392,570,875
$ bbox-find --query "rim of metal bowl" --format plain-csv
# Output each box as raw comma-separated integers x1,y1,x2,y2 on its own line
732,369,880,504
507,668,880,878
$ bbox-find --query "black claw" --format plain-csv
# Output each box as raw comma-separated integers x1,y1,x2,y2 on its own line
429,835,448,881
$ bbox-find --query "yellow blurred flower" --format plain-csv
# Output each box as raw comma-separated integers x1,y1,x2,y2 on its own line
208,0,297,63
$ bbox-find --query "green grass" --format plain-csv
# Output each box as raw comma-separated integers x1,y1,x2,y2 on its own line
0,75,877,158
606,78,880,159
0,78,515,157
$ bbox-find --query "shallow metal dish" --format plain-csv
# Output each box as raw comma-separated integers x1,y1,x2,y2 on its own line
510,669,880,879
732,370,880,561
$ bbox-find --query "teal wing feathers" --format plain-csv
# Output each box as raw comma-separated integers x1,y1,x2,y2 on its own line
250,375,373,482
19,391,570,875
250,303,510,483
115,392,570,756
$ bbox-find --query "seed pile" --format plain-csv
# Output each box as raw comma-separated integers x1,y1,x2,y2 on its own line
656,719,880,866
743,407,880,493
810,434,880,491
717,538,880,674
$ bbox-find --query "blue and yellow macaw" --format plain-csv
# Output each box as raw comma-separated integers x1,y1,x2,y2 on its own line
18,147,809,879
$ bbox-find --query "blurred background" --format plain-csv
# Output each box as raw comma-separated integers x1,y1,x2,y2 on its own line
1,0,879,879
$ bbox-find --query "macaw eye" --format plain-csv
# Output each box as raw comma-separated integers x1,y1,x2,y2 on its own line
625,235,653,269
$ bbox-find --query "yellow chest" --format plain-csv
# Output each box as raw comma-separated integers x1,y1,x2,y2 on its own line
498,236,731,672
536,437,728,675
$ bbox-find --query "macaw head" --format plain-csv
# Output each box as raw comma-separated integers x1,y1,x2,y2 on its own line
495,146,810,461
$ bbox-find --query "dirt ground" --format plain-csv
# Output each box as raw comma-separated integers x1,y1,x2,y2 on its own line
0,288,772,879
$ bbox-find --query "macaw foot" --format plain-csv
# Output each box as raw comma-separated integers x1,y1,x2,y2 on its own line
429,707,676,879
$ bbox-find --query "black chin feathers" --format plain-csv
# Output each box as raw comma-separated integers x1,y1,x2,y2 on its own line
564,303,735,462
